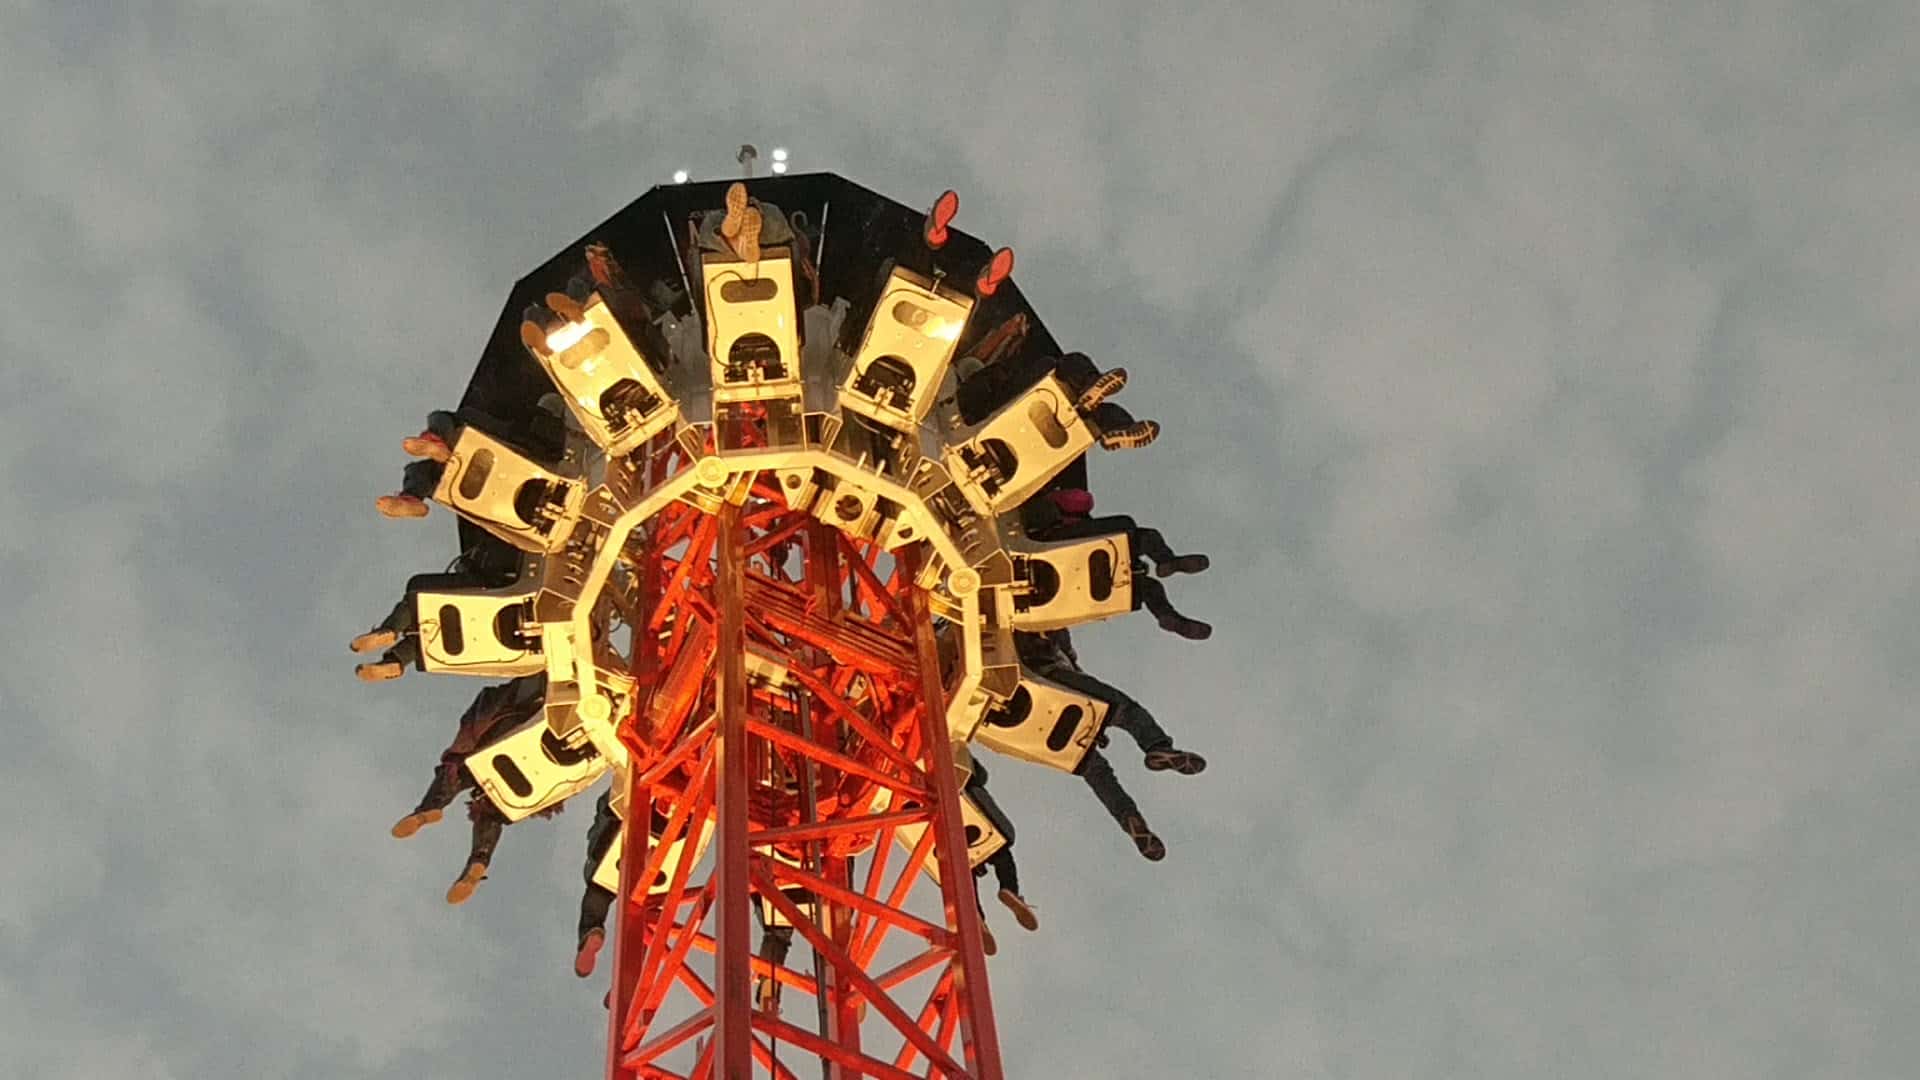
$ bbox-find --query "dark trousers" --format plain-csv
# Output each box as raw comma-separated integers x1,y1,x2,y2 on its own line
1036,514,1177,566
373,570,480,668
1075,748,1140,829
1039,666,1171,753
578,791,620,943
414,763,505,868
400,407,525,498
401,458,445,498
1053,353,1137,430
965,766,1021,894
579,884,614,943
1131,574,1196,625
982,848,1020,895
468,805,506,868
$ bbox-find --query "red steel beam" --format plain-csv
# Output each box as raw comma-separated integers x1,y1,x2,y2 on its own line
900,547,1003,1080
712,501,754,1079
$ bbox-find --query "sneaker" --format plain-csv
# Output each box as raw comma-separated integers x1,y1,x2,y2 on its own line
998,889,1039,932
980,923,998,957
356,661,405,682
1097,420,1159,450
575,928,606,978
1124,815,1166,861
446,861,488,905
1074,367,1128,411
1155,554,1210,577
1157,614,1213,641
350,628,399,654
390,808,442,838
721,182,749,238
730,206,763,262
401,433,451,462
375,494,429,519
1144,748,1208,776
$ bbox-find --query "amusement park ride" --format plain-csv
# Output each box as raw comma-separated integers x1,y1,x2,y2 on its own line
356,165,1209,1079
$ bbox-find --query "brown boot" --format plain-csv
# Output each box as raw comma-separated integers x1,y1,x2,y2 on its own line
400,433,451,462
1144,748,1208,775
445,861,488,905
390,808,442,838
998,889,1039,931
350,629,399,654
1124,814,1166,861
356,661,405,683
375,494,429,519
575,928,605,978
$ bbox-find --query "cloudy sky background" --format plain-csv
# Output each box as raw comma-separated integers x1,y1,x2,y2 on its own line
4,2,1917,1077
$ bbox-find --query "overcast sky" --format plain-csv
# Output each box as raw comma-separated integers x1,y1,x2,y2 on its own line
4,2,1918,1078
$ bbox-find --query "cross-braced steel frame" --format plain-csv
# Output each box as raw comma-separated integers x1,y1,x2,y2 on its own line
602,458,1004,1080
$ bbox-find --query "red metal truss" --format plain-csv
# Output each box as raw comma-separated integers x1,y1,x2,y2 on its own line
605,474,1005,1080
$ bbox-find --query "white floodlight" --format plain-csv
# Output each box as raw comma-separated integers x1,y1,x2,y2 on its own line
771,161,788,174
771,147,788,163
672,169,689,184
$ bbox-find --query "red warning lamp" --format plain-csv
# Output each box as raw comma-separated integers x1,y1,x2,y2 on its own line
924,189,960,249
976,246,1014,296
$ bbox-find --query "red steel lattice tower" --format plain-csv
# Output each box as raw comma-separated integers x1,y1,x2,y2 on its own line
370,173,1108,1080
603,459,1004,1080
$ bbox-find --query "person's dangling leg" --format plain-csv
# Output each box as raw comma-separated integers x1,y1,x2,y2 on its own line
1132,575,1211,640
756,922,795,1012
392,759,462,838
377,459,442,519
447,799,505,905
987,847,1038,931
351,596,412,655
1077,749,1164,861
574,791,621,976
575,884,614,977
1088,401,1158,450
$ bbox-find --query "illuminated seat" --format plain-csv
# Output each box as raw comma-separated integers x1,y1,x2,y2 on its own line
972,668,1109,774
837,267,974,433
701,249,801,406
874,780,1007,879
466,715,608,822
942,374,1094,516
431,426,587,553
591,809,717,897
414,570,544,678
1006,530,1134,632
525,292,680,458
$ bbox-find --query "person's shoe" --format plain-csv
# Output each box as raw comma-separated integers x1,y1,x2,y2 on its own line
1124,814,1166,861
980,923,998,956
730,206,763,262
1155,554,1210,577
446,861,488,905
575,928,605,978
356,661,405,682
1157,614,1213,641
350,628,399,654
721,182,749,238
1144,748,1208,775
1097,420,1159,450
401,432,451,462
375,494,430,519
390,808,442,838
998,889,1039,931
1075,367,1128,411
